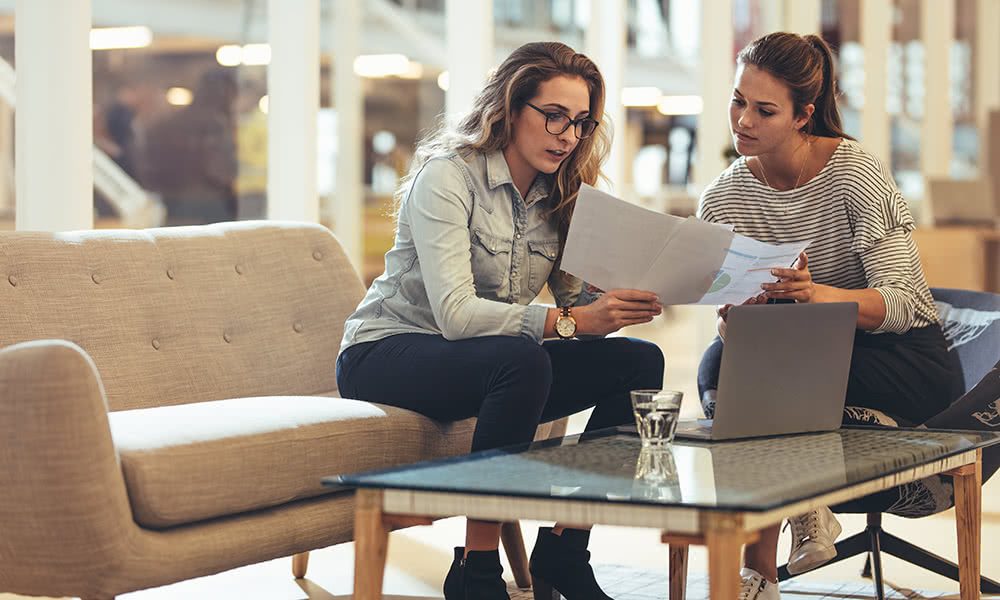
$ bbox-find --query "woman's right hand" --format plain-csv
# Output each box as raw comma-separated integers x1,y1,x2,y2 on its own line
576,289,662,336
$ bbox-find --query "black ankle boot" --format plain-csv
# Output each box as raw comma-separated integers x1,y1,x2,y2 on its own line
529,527,613,600
443,546,510,600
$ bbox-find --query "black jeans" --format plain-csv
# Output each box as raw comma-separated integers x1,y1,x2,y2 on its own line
337,334,665,452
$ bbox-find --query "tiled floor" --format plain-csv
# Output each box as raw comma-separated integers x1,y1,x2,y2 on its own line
3,307,997,599
509,565,977,599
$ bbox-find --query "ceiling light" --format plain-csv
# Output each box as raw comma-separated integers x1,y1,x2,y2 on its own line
621,87,662,107
258,95,269,114
437,71,449,91
241,43,271,66
657,95,704,115
216,45,242,67
165,87,192,106
90,26,152,50
353,54,411,78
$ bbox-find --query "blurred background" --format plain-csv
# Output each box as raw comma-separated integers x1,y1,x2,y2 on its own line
2,0,997,292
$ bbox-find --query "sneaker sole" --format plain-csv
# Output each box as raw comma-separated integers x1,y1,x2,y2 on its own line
786,544,837,575
787,513,843,575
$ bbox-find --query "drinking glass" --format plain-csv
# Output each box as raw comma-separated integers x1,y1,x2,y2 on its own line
630,389,683,447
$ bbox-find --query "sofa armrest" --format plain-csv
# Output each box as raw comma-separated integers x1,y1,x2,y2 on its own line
0,340,134,596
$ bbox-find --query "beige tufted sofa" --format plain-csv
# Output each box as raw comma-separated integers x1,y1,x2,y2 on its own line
0,221,559,599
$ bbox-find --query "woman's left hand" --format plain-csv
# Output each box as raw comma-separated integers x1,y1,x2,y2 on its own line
761,252,816,303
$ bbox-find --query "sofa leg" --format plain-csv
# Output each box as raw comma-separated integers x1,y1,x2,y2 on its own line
292,551,310,579
500,521,532,589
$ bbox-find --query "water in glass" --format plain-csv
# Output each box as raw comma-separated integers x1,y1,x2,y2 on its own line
630,390,682,447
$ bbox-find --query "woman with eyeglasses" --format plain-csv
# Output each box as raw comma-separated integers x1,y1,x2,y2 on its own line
336,41,664,599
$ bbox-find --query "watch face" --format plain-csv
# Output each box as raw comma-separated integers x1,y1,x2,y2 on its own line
555,317,576,337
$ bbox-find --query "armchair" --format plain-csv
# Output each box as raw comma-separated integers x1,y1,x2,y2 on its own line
776,288,1000,597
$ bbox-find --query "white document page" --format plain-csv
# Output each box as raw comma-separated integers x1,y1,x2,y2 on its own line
561,184,811,305
560,184,686,292
698,236,811,306
639,216,735,305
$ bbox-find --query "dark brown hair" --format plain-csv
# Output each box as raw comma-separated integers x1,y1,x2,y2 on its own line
737,32,855,140
399,41,610,246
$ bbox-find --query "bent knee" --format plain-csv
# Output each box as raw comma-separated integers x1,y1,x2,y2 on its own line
625,338,665,378
489,336,553,379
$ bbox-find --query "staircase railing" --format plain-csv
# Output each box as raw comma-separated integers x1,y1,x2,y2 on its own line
0,57,165,228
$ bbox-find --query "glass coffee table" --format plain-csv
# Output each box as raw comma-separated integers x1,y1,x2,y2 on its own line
327,427,1000,600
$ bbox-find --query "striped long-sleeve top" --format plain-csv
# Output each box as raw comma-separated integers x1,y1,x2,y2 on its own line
697,139,938,334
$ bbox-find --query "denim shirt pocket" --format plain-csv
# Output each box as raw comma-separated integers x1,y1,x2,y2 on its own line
526,238,560,296
470,228,513,295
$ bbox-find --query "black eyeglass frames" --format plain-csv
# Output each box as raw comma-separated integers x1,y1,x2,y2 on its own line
524,102,599,139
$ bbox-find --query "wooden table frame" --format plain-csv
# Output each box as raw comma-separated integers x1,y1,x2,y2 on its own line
352,448,983,600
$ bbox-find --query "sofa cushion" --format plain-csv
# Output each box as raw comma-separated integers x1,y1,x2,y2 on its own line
109,395,475,528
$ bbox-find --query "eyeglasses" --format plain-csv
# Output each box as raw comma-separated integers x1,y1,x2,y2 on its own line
524,102,599,139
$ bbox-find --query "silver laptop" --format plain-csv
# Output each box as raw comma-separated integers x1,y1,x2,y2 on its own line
675,302,858,441
928,179,996,226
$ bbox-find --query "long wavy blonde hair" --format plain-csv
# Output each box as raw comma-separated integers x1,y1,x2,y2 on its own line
396,41,611,248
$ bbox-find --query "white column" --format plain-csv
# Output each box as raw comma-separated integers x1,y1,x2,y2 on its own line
586,0,627,194
921,0,954,181
976,0,1000,168
445,0,493,120
695,0,734,190
15,0,92,231
332,0,363,269
860,0,892,165
0,102,13,216
756,0,784,35
623,116,643,192
783,0,821,35
267,0,320,222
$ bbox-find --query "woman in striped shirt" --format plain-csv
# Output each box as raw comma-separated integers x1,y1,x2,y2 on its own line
696,32,965,599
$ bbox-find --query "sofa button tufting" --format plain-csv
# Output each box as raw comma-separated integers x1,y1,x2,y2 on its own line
151,339,161,350
312,251,323,261
293,322,303,333
223,332,232,343
235,264,244,275
7,275,15,286
91,273,101,284
166,269,175,280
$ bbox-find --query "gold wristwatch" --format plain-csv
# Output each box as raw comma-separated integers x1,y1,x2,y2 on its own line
554,306,577,339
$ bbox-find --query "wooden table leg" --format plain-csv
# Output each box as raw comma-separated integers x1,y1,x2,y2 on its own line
950,451,983,600
354,489,390,600
669,544,689,600
500,521,532,589
662,530,758,600
704,517,745,600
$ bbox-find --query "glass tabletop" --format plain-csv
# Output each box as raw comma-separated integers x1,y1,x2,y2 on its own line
329,427,1000,512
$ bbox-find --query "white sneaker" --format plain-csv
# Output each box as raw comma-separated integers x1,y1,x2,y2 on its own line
739,568,781,600
785,506,842,575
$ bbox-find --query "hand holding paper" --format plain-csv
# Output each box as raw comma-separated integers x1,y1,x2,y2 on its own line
560,185,810,305
759,252,817,303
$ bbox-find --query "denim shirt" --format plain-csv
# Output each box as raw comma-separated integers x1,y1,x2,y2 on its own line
341,149,597,351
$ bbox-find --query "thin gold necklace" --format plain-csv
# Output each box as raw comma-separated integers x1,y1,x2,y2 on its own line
756,137,812,191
